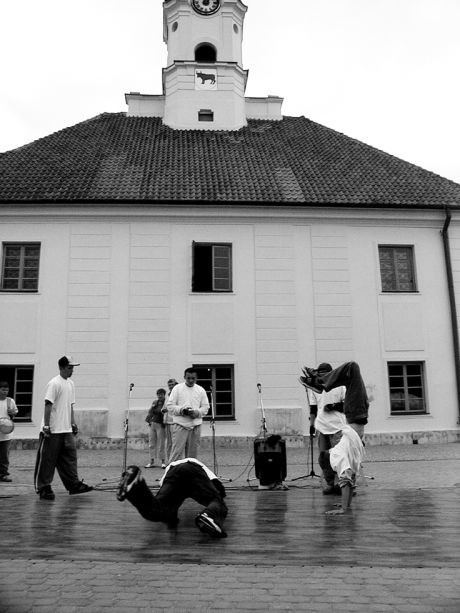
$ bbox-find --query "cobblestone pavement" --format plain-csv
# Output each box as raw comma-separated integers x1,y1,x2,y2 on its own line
0,441,459,612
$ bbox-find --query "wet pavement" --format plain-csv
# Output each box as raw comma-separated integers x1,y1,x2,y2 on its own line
0,441,459,612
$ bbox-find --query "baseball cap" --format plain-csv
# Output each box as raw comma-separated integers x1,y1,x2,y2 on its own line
317,362,332,373
58,355,80,368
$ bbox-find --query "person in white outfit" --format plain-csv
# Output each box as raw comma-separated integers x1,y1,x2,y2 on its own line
326,425,364,515
166,367,209,463
0,381,18,482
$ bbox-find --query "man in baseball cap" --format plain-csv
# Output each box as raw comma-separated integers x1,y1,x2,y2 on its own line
34,354,92,500
58,355,80,368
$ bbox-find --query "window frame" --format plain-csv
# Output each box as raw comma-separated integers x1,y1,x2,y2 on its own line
378,245,417,293
0,364,34,422
193,364,235,421
387,361,427,415
192,242,233,293
198,109,214,122
1,242,41,293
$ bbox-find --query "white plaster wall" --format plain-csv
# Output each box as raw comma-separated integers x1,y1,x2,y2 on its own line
1,209,459,441
347,221,458,434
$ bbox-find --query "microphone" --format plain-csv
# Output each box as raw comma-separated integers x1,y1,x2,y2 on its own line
257,383,262,392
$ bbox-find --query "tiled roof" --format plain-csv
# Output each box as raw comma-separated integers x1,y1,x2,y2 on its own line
1,113,459,207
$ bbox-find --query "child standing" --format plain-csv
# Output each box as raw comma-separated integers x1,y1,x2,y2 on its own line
145,388,166,468
0,381,19,482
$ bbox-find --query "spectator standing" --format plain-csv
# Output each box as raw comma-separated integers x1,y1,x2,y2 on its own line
34,355,93,500
167,367,209,463
163,378,178,465
145,388,167,468
0,381,18,482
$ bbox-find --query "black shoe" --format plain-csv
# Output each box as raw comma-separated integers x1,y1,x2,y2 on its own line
0,475,12,483
39,486,55,501
299,367,324,394
195,512,227,538
117,466,140,501
69,481,94,495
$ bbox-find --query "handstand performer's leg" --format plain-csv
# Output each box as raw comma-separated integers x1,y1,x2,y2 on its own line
320,362,368,423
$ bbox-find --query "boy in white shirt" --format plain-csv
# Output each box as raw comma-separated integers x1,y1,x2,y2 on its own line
0,381,18,482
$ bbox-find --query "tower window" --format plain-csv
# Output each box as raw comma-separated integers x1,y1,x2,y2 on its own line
195,43,217,62
198,109,214,122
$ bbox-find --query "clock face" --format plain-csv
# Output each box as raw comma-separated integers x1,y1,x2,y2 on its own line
192,0,221,16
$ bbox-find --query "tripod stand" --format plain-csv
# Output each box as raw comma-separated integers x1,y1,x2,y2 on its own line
122,383,135,473
290,425,322,483
208,386,231,482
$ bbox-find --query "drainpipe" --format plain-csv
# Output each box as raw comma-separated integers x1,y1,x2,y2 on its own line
441,207,460,424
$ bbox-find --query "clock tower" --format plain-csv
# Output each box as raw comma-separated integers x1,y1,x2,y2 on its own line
125,0,283,130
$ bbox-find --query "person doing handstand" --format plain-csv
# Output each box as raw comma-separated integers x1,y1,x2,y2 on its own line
300,361,369,439
300,361,369,514
117,458,228,538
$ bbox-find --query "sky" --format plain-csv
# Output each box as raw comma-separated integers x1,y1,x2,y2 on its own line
1,0,459,183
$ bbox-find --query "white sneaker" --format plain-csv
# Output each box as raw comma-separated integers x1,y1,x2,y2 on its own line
144,461,155,468
195,512,227,538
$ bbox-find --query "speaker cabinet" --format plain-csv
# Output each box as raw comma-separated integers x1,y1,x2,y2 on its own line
254,436,287,486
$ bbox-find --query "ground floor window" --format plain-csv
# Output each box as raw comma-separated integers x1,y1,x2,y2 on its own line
388,362,426,415
0,365,34,421
193,364,234,420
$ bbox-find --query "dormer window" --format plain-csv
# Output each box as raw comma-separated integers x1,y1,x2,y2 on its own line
195,43,217,63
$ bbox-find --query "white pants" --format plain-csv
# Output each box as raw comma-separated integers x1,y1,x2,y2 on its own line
168,424,201,463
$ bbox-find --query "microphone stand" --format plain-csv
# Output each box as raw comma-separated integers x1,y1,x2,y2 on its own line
122,383,134,473
247,383,268,484
290,425,321,482
257,383,267,439
208,386,231,482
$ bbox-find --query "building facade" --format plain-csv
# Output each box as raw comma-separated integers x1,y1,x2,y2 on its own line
1,0,460,445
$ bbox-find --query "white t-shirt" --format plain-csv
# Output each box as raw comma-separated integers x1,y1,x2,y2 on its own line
42,375,75,433
308,386,347,435
0,397,18,442
159,458,217,487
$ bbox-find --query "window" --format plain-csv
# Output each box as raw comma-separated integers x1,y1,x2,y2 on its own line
388,362,426,415
195,44,217,63
1,243,41,292
192,242,232,292
0,365,34,421
193,364,235,420
198,109,214,122
379,245,416,292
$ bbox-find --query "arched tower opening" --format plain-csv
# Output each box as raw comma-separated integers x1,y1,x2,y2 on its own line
195,43,217,63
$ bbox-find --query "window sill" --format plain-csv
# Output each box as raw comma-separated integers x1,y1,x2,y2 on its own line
190,292,235,296
380,291,420,295
388,413,431,418
0,290,40,294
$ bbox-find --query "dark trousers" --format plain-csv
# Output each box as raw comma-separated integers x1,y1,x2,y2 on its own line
34,432,80,492
126,461,228,529
317,432,342,485
0,440,11,476
320,362,369,424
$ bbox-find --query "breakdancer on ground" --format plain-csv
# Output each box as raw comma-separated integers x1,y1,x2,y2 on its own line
117,457,228,538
